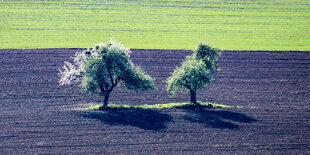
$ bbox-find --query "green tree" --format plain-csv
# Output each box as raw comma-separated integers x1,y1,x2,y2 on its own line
58,39,155,107
167,43,221,104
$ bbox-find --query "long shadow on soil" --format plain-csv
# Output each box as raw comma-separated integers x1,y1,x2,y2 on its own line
81,108,172,130
181,107,257,129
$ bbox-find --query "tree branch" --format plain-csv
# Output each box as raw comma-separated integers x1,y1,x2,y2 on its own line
98,80,106,94
108,67,114,85
184,80,191,89
108,77,120,92
98,63,110,90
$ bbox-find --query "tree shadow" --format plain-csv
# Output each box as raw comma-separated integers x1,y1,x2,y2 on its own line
80,108,172,130
180,106,257,129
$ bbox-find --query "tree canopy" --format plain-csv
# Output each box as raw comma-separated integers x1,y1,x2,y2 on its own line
167,43,221,104
58,39,155,107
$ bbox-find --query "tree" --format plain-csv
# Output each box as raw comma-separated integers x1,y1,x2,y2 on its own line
58,39,155,107
166,43,221,104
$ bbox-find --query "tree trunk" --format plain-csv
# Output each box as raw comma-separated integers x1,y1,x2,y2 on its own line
103,93,110,107
190,89,197,104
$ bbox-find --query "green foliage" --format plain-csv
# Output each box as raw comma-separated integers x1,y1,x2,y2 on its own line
167,43,221,97
79,40,155,96
194,43,221,73
59,39,155,105
121,66,155,91
1,0,310,50
87,101,231,110
167,58,211,95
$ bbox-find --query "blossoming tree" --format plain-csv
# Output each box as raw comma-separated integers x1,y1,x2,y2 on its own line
58,39,155,108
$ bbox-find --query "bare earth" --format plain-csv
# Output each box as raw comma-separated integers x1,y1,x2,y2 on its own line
0,49,310,154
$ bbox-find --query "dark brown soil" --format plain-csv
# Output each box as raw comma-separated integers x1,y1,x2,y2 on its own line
0,49,310,154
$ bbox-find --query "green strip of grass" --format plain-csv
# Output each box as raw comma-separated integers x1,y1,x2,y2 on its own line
86,101,231,110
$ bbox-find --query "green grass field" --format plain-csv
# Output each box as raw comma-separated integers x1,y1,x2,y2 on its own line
1,0,310,50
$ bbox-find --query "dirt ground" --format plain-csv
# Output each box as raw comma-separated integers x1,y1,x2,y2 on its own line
0,49,310,154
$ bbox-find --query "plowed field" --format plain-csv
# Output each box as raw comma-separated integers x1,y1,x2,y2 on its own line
1,49,310,154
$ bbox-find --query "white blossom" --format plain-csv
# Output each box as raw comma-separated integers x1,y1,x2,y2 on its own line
58,61,82,85
58,39,134,85
108,38,131,55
